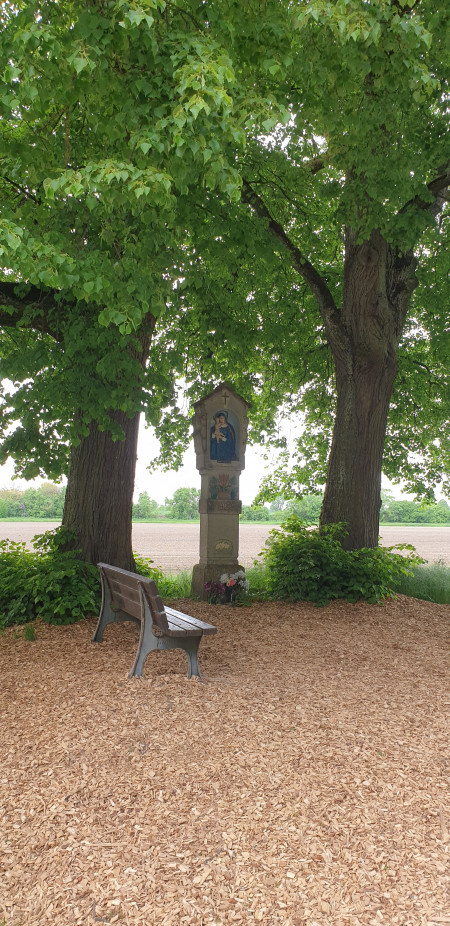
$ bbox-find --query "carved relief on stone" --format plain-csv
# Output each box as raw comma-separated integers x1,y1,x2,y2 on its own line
209,473,238,500
215,539,233,554
207,499,241,513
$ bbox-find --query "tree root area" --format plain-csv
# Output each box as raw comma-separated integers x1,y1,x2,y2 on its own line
1,595,449,926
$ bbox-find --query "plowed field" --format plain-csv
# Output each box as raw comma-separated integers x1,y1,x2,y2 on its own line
0,521,448,570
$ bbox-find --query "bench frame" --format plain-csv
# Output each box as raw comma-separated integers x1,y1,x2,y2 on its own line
92,563,217,679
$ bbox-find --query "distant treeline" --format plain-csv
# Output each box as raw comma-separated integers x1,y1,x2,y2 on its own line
133,490,450,523
380,498,450,523
0,484,65,519
246,496,450,523
1,486,449,524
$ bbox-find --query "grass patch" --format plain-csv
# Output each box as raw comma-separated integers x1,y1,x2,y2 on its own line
158,569,193,598
245,562,271,600
391,560,450,604
380,522,450,528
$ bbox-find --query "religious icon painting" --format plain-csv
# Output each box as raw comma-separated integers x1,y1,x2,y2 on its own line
209,409,239,463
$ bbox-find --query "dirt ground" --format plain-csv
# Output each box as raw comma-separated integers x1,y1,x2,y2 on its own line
1,594,449,926
1,522,449,571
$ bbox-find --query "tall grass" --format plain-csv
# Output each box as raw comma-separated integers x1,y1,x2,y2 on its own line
157,570,193,599
390,560,450,605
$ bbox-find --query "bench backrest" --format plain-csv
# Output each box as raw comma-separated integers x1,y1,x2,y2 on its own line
98,563,169,633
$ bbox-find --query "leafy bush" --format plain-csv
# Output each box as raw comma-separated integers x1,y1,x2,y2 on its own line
0,538,189,631
132,553,163,585
0,539,37,625
0,528,100,628
261,516,423,606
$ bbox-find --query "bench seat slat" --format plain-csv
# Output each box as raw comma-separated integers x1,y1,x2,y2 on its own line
165,614,203,637
166,607,217,635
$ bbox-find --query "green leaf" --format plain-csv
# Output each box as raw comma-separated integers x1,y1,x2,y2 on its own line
72,57,88,75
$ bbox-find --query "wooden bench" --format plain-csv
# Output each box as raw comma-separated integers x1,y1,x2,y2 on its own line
92,563,217,679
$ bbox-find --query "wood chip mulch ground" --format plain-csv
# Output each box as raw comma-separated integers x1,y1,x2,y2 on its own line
1,596,449,926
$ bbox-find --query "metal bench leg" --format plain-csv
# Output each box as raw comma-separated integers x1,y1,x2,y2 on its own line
92,574,115,642
93,573,140,643
130,634,203,680
129,620,158,678
129,594,204,679
180,637,202,680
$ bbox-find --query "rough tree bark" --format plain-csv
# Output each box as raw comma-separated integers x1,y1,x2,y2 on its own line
61,321,154,568
62,409,142,569
320,230,418,548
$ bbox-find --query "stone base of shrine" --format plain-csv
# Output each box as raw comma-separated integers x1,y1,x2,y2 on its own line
191,563,246,601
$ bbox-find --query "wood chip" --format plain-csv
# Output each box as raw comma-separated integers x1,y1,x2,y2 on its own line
1,594,449,925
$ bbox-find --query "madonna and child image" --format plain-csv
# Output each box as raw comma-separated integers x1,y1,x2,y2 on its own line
210,410,239,463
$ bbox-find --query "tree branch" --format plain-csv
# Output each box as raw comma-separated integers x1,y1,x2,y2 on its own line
241,179,343,346
0,282,64,339
1,176,41,205
399,161,450,219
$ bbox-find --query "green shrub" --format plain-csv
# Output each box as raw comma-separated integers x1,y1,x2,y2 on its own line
0,539,37,625
132,553,163,585
261,516,423,606
0,528,100,628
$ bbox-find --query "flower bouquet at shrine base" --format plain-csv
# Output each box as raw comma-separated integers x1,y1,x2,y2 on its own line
204,571,249,605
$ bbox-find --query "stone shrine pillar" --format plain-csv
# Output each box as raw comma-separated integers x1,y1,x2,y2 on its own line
191,383,250,599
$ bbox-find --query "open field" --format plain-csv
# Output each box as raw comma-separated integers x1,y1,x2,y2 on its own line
0,521,449,571
1,594,449,926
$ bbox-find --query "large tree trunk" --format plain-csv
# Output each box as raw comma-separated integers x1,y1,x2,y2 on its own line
61,318,155,568
62,410,141,568
320,360,397,549
319,229,417,549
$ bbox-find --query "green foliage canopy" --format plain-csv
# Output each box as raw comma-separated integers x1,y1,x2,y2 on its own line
0,0,272,477
0,0,448,510
162,0,449,502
